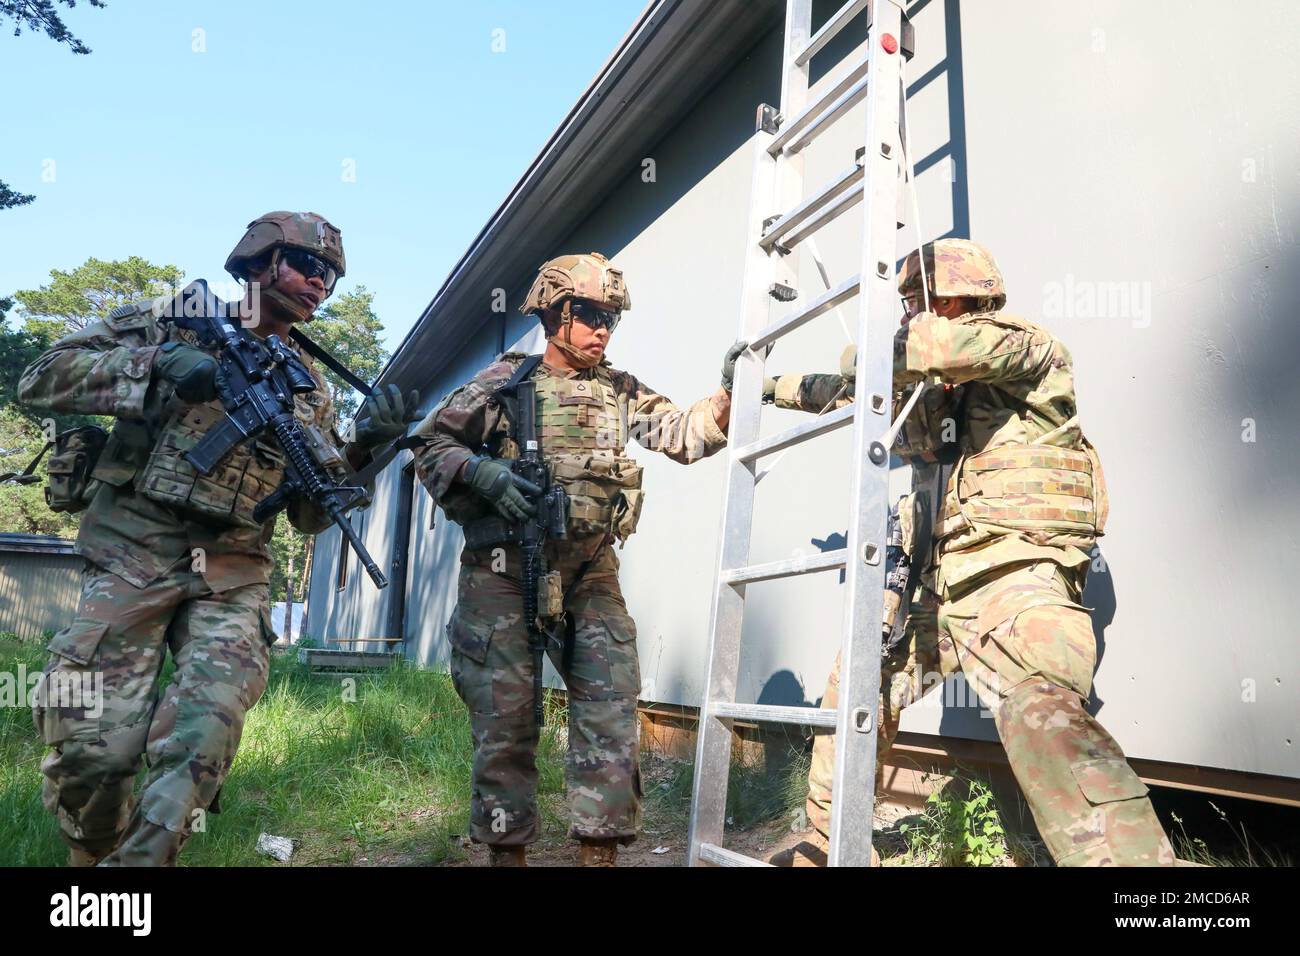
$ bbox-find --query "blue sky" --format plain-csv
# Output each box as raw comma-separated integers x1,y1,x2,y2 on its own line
0,0,646,355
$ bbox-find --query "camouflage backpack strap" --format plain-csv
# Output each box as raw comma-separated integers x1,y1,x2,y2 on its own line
0,439,52,486
493,353,545,443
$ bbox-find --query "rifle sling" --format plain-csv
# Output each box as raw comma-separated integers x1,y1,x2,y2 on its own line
289,327,374,395
22,440,53,477
494,353,545,437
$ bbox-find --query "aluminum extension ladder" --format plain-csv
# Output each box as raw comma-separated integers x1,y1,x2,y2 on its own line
688,0,915,867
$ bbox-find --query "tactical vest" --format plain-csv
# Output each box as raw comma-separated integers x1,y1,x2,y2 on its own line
135,330,332,528
499,366,645,542
891,311,1107,555
937,438,1107,553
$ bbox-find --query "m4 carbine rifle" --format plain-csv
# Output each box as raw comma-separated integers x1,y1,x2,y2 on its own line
168,279,388,588
495,356,570,726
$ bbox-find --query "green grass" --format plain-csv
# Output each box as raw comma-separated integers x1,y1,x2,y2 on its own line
1168,802,1294,868
642,739,812,836
0,635,59,865
896,774,1017,866
10,631,1289,869
0,637,571,866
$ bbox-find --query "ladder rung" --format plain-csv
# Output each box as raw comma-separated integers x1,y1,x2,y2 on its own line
697,843,773,868
749,274,860,352
794,0,871,66
723,549,847,586
760,158,864,251
783,181,865,250
712,702,839,727
735,403,855,463
768,51,870,155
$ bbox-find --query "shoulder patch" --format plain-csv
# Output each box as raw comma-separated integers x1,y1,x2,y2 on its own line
102,299,158,332
477,352,536,387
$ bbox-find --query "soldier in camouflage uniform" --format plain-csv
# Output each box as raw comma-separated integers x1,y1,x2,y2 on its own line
766,239,1174,867
19,212,413,866
413,252,743,866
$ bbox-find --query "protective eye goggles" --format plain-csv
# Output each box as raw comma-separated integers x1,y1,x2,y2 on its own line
900,293,926,316
567,300,620,332
900,293,952,317
279,248,339,294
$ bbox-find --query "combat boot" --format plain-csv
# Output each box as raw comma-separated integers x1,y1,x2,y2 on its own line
489,846,527,867
576,838,619,867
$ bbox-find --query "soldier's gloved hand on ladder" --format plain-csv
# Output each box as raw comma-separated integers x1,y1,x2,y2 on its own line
463,455,537,523
720,340,749,392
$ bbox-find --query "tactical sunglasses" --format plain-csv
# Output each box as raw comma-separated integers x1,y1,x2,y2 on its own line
568,300,621,333
279,248,339,294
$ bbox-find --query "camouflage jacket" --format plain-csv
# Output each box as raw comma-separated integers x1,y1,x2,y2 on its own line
18,301,346,592
773,310,1102,593
413,352,727,528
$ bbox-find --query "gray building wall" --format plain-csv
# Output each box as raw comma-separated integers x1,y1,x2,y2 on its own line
0,537,81,639
308,0,1300,780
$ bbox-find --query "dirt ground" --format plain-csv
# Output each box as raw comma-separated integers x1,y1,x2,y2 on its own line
445,798,933,867
439,753,946,868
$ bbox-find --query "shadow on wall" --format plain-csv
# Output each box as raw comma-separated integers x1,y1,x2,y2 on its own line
907,0,971,243
760,668,814,710
1083,549,1116,713
579,0,973,263
404,496,464,669
568,25,784,259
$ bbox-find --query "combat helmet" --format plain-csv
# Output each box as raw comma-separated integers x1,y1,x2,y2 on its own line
521,252,631,316
898,238,1005,310
224,211,346,287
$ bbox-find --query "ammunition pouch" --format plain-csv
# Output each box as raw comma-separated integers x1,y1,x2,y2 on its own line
138,403,288,528
44,426,109,514
549,453,644,542
462,514,522,550
538,569,564,621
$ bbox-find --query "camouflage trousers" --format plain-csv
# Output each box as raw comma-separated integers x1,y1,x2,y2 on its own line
808,560,1174,866
448,535,642,847
33,556,273,866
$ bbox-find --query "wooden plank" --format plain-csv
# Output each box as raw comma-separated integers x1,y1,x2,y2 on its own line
298,648,400,671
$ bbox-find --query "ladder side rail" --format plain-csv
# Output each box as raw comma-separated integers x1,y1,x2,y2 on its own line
826,0,905,868
686,0,815,867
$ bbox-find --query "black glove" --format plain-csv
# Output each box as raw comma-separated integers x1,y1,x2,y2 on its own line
155,343,219,403
464,456,537,522
353,384,419,450
720,340,749,392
